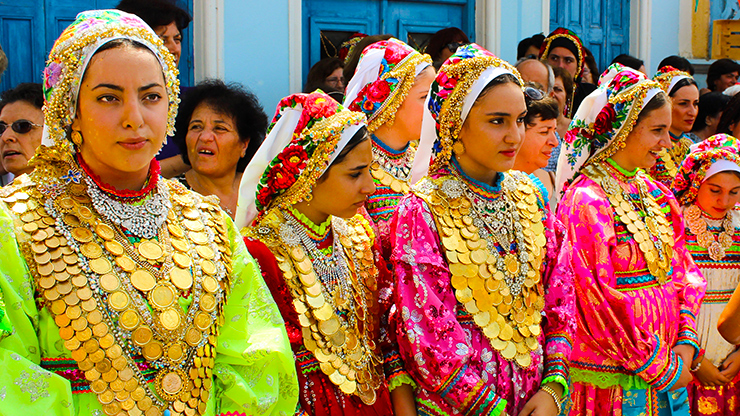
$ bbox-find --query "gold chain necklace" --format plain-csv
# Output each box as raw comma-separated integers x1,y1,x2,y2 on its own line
684,204,736,261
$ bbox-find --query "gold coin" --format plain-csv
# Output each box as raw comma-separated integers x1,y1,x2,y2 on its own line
45,236,61,249
34,250,52,264
319,317,340,335
72,228,94,243
92,322,109,338
67,305,83,320
138,241,163,260
473,311,490,327
201,259,216,276
89,258,112,275
119,310,140,330
182,207,199,220
76,326,92,341
172,252,191,269
98,273,120,292
188,231,208,245
77,287,93,301
171,238,189,253
166,342,186,363
516,353,532,367
200,293,217,312
143,341,164,360
193,311,212,331
62,290,78,305
505,255,519,275
196,245,215,259
131,269,156,292
103,240,124,256
108,291,130,311
115,256,136,272
95,223,115,241
299,271,317,286
159,308,182,331
149,284,175,309
183,219,204,232
185,327,202,346
202,275,219,293
168,222,185,238
132,326,153,346
37,262,54,276
160,370,185,396
99,333,115,349
169,267,193,291
313,302,334,320
39,276,55,289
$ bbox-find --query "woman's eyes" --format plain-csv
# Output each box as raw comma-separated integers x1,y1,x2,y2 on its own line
144,93,162,102
98,95,118,103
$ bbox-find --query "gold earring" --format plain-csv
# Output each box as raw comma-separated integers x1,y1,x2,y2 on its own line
71,131,83,146
452,141,465,155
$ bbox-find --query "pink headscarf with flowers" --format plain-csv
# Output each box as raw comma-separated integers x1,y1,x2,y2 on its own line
554,64,664,196
343,38,431,132
673,134,740,206
235,91,366,228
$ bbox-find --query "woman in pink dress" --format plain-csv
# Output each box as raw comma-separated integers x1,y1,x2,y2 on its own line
389,43,575,416
555,64,706,416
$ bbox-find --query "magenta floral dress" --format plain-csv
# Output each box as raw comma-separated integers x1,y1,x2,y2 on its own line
557,163,706,416
389,167,575,416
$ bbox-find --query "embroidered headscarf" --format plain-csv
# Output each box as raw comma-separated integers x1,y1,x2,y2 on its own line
673,134,740,206
236,91,366,228
411,43,522,181
555,64,664,195
41,9,180,157
653,65,693,95
343,38,432,133
539,27,585,80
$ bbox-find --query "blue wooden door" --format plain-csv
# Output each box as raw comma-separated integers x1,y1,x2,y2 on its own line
550,0,630,74
302,0,476,80
0,0,193,92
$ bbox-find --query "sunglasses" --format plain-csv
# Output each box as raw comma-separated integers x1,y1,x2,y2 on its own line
0,120,41,135
524,87,545,103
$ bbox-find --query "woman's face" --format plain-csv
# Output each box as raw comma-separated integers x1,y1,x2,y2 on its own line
457,81,527,179
551,77,567,115
716,72,739,92
612,103,671,170
299,138,376,221
581,65,593,84
514,116,558,174
154,22,182,65
547,47,578,79
696,171,740,218
186,103,247,178
72,45,168,183
0,101,43,176
389,66,435,143
670,85,699,134
325,67,345,92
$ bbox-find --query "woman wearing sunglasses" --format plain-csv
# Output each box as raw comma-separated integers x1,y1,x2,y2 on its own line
0,82,44,179
391,44,574,416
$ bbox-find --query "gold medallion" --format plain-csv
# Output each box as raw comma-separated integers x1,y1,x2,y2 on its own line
130,269,156,292
108,291,130,311
149,284,175,309
159,308,182,331
185,327,202,346
193,311,212,331
201,259,216,276
89,258,112,275
202,275,219,293
132,326,153,346
119,309,140,330
172,252,191,269
169,267,193,290
95,223,116,241
103,240,124,257
98,273,120,292
142,340,164,361
200,293,217,312
138,241,164,260
155,368,187,400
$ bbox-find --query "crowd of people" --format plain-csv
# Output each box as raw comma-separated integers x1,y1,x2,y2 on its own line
4,1,740,416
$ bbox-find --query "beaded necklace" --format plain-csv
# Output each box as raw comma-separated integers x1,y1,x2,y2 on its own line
370,135,416,194
77,153,160,202
684,204,738,261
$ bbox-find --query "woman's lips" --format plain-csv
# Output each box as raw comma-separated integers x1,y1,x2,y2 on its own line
119,138,147,150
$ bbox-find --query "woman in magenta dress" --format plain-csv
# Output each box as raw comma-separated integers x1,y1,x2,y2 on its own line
555,64,706,415
234,91,415,415
390,43,575,416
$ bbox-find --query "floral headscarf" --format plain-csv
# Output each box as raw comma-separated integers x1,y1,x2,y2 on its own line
42,9,179,156
411,43,522,181
235,91,366,228
673,134,740,206
555,64,664,195
539,27,585,80
343,38,432,133
653,65,692,95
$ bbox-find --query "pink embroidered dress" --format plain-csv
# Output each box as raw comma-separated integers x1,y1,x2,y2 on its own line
389,161,575,416
558,160,705,415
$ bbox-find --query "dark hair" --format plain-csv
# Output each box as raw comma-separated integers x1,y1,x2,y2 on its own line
174,79,268,173
669,77,698,97
658,55,695,75
525,95,559,125
706,59,740,91
692,92,731,132
517,33,545,60
636,91,669,125
476,73,522,102
117,0,192,32
0,83,44,114
717,93,740,134
552,66,574,113
425,27,471,63
583,47,599,84
325,126,369,169
611,54,644,71
343,34,393,84
304,58,344,93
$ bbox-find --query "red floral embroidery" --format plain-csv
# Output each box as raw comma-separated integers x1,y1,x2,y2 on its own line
593,104,616,135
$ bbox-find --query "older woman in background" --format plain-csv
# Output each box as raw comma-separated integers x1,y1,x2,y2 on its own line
0,83,44,179
174,79,267,217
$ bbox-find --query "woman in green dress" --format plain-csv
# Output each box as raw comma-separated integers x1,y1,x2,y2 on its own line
0,9,297,416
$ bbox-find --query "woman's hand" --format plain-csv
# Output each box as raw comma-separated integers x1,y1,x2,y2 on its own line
719,349,740,381
669,345,694,390
517,383,562,416
695,357,731,386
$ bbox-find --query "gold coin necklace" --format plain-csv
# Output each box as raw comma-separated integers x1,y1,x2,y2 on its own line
684,204,737,261
584,163,674,282
370,136,416,194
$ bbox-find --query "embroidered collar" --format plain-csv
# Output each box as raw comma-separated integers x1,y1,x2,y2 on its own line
450,156,503,200
286,206,332,247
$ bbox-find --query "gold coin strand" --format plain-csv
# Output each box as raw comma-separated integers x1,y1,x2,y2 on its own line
370,140,415,194
684,204,737,261
584,163,674,283
6,181,231,416
415,174,546,369
249,211,383,404
370,166,411,194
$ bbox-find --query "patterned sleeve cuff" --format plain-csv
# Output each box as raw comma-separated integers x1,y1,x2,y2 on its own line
543,335,572,396
462,384,506,416
437,364,505,415
633,334,681,392
676,311,700,360
647,350,683,393
384,350,418,390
